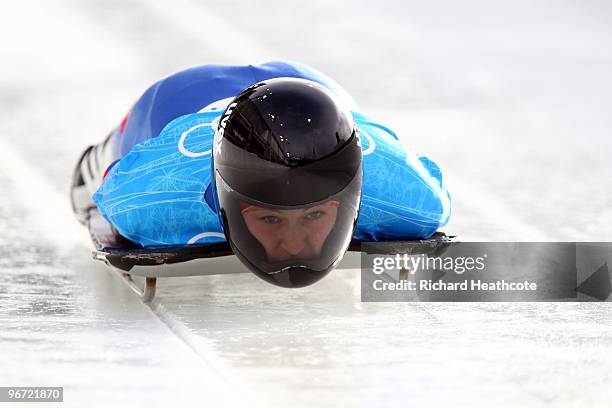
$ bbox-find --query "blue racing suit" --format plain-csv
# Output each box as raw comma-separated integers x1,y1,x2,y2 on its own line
93,61,452,246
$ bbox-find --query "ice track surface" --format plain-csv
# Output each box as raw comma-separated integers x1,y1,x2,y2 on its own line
1,0,612,407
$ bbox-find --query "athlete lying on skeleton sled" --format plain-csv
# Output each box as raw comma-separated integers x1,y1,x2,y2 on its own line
70,61,452,295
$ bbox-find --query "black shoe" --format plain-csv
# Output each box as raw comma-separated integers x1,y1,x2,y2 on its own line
70,145,96,224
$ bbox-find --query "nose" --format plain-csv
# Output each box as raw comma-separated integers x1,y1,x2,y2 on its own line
279,227,307,256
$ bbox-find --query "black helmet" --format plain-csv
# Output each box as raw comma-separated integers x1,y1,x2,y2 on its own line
212,77,362,288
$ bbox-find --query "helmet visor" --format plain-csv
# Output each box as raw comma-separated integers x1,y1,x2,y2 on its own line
241,199,341,263
216,168,362,285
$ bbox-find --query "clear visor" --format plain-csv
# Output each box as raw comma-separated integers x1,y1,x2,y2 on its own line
216,171,362,278
240,199,341,265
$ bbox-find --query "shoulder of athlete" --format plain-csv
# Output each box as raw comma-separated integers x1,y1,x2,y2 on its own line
351,110,445,186
95,111,220,198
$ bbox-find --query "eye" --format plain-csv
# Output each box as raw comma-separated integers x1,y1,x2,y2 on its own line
260,215,281,224
305,211,324,221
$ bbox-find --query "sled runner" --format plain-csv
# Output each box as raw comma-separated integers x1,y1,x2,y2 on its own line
87,208,453,302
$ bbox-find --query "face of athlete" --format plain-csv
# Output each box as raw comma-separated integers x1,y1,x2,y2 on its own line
241,201,339,262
